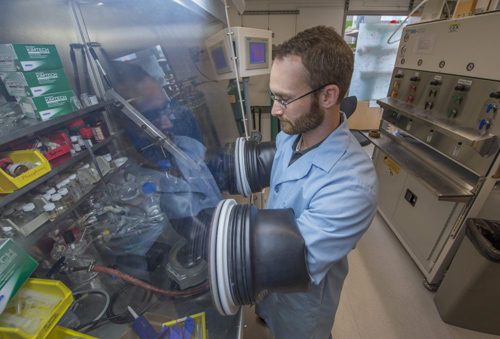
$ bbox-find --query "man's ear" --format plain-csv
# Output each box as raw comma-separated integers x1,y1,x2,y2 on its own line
321,84,340,109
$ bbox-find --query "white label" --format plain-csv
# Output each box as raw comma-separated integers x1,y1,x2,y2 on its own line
414,33,437,55
434,75,442,80
415,72,420,77
458,79,473,86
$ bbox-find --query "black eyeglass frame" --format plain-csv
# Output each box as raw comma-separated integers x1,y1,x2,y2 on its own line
269,84,331,109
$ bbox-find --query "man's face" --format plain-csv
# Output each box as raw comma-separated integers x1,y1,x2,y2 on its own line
270,56,324,135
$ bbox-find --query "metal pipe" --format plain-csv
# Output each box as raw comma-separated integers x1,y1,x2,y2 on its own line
243,77,253,135
223,0,249,140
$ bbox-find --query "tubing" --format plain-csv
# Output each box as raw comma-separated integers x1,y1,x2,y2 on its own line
73,265,208,297
73,289,110,321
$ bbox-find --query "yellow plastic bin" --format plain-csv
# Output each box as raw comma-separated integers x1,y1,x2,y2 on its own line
0,279,73,339
0,150,51,193
46,326,97,339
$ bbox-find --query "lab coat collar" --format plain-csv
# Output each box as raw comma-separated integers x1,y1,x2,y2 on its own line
275,112,351,185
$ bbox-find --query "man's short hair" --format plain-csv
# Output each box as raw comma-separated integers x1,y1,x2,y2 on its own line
275,25,354,101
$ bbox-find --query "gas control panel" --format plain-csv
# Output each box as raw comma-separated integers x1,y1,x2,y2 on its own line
388,68,500,134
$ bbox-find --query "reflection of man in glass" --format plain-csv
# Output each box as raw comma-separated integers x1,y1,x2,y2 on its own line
113,62,203,165
109,63,223,285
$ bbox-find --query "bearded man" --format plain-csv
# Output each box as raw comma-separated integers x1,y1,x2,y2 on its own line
256,25,379,339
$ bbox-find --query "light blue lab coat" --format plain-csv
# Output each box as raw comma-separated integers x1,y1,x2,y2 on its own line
256,113,378,339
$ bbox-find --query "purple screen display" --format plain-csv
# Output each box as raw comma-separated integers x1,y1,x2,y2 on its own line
249,43,266,63
212,47,228,69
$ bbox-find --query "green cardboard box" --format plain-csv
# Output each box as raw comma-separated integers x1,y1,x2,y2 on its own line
0,44,63,72
0,69,72,97
16,90,79,121
0,238,38,314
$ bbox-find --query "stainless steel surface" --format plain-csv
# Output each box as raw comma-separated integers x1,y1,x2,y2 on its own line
382,68,500,176
0,129,124,209
243,77,253,136
378,97,497,154
372,14,500,285
0,101,113,146
373,149,465,274
362,130,475,202
396,12,500,81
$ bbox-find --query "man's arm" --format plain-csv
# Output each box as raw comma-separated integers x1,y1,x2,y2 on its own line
296,181,378,285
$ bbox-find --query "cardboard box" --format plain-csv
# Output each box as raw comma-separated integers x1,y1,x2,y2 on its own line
0,44,63,72
0,69,71,97
16,90,78,121
0,239,38,314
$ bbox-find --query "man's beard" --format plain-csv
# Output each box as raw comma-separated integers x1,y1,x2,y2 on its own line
279,95,324,135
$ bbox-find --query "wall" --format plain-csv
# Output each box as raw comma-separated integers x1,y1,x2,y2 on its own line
226,0,415,133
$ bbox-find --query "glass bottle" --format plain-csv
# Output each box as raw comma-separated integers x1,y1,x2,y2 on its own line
79,127,94,147
20,203,37,225
58,188,73,208
51,194,65,214
77,175,92,194
1,226,17,238
1,162,29,177
11,203,26,225
67,174,83,200
43,203,58,221
0,209,15,233
70,136,82,153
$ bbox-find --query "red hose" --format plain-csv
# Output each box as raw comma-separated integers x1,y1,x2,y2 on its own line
91,265,208,296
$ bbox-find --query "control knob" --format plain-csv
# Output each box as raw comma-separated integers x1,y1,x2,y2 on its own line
490,92,500,99
455,85,468,92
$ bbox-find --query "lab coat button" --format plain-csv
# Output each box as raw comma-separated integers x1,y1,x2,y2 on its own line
274,186,279,193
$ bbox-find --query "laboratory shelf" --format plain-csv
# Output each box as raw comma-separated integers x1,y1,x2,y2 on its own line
0,100,114,146
0,130,124,209
18,160,126,250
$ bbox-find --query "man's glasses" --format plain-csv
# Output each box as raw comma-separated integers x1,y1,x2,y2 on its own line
269,84,330,109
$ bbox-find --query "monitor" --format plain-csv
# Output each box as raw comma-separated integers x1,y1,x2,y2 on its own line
249,42,266,64
245,37,270,70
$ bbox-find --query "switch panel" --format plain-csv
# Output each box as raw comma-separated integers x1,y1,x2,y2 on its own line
383,68,500,176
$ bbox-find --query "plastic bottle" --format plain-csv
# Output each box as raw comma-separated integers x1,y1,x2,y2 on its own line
142,182,161,216
43,203,58,221
158,159,180,192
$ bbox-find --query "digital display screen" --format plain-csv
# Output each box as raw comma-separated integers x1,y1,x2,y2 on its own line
249,42,266,64
211,47,228,70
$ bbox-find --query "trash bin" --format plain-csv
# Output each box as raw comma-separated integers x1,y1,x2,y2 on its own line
434,218,500,335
